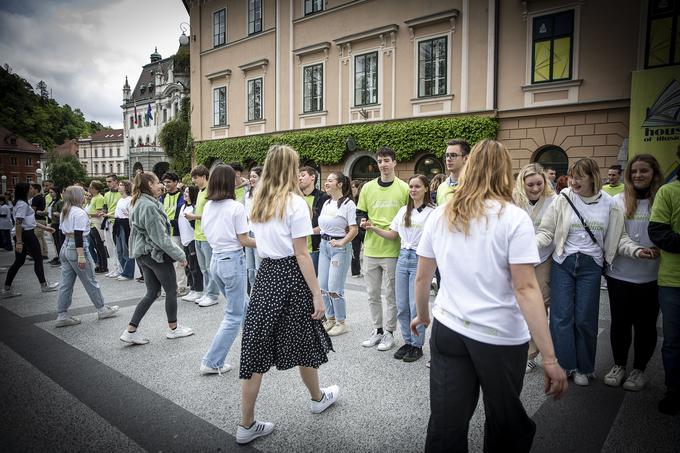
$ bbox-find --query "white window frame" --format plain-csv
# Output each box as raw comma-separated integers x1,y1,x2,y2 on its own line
247,0,264,36
213,85,228,127
351,49,382,108
413,33,451,99
303,0,323,16
301,60,325,114
246,76,265,122
213,7,227,47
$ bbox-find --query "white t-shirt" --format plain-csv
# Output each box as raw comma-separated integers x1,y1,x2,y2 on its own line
178,204,195,247
60,207,90,235
417,202,540,346
608,196,659,283
251,193,313,259
115,197,132,219
523,195,556,264
318,198,357,237
0,204,12,230
14,200,36,230
201,199,249,253
390,204,435,250
556,191,612,267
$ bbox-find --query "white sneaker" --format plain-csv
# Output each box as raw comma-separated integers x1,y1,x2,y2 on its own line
55,316,81,327
40,281,59,292
361,329,383,348
200,363,232,375
322,318,336,332
116,275,133,281
97,305,119,320
120,329,149,345
108,272,121,278
166,324,194,339
105,271,114,278
574,372,590,386
182,291,200,302
328,322,348,336
310,385,340,414
198,296,218,307
604,365,626,387
623,369,648,391
377,331,395,351
236,420,274,444
1,288,21,299
525,358,538,374
194,294,206,305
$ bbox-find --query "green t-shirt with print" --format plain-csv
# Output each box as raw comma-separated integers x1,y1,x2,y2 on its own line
602,183,625,197
194,187,208,241
87,194,105,227
650,180,680,287
357,178,409,258
305,194,314,252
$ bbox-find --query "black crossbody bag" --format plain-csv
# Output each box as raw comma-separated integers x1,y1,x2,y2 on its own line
561,193,608,273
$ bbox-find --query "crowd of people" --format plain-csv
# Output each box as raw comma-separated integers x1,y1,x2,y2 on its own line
0,138,678,450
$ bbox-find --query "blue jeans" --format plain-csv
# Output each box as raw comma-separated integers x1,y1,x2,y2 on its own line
311,250,320,275
396,248,424,347
245,232,261,291
195,240,219,299
549,253,602,374
318,239,352,321
202,250,248,369
659,286,680,390
115,228,135,278
57,237,105,314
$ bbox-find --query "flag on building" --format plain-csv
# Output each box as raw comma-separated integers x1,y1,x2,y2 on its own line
146,103,153,121
133,104,138,124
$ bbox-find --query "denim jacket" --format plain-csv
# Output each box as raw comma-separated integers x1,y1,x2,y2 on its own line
129,193,185,263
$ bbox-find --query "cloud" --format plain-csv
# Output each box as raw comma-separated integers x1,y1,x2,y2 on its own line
0,0,188,129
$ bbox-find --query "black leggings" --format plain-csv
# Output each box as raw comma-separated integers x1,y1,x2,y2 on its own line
605,276,660,371
5,229,46,286
51,226,64,257
129,254,178,327
184,242,203,292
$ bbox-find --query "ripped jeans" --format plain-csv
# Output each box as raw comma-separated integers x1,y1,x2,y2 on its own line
318,239,352,322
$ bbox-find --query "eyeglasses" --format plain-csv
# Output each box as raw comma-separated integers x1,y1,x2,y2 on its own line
445,153,462,159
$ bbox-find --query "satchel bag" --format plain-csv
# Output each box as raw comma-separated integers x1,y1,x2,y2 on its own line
561,193,609,273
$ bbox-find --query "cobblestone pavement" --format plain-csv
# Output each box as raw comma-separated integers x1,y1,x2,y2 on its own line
0,241,678,452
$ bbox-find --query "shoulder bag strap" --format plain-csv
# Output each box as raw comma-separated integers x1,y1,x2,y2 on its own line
561,192,600,247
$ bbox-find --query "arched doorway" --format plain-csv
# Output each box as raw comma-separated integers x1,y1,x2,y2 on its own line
350,155,380,183
152,161,170,179
415,154,444,181
132,162,144,176
534,146,569,176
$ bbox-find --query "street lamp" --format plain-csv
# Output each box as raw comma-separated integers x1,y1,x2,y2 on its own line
36,168,43,184
179,22,191,45
1,175,6,194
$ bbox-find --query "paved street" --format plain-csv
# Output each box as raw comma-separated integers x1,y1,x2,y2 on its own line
0,241,678,453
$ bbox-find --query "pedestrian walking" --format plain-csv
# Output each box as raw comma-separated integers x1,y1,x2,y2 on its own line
47,186,64,267
366,174,434,362
604,154,663,391
317,171,358,336
120,172,192,345
244,166,262,293
179,186,204,302
1,182,59,298
299,166,329,274
199,164,256,374
356,147,409,351
103,174,122,278
236,145,337,445
161,172,188,296
55,186,119,327
411,139,568,452
512,163,556,373
0,195,13,251
350,180,365,278
30,183,49,260
86,181,109,274
113,180,135,281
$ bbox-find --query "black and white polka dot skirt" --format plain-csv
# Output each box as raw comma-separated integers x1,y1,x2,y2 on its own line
239,255,334,379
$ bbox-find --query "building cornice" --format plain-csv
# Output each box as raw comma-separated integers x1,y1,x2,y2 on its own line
334,24,399,46
239,59,269,75
293,0,369,24
205,69,232,81
405,9,460,37
199,28,275,57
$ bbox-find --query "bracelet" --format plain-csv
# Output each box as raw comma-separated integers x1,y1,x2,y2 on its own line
542,359,559,366
16,242,23,245
77,255,86,261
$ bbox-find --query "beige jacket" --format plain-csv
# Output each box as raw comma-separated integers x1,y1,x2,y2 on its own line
536,189,641,267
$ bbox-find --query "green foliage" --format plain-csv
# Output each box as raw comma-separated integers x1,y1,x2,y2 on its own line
45,153,87,188
159,97,192,175
195,116,498,166
0,64,110,150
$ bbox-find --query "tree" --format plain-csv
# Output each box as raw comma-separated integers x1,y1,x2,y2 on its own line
36,80,49,101
159,97,192,175
45,153,87,188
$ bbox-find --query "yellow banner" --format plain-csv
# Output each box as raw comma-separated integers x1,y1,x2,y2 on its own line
630,66,680,180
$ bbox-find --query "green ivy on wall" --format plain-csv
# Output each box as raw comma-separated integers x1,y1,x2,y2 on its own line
194,115,498,166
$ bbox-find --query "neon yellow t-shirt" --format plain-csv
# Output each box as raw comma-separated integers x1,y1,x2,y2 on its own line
87,194,105,227
103,190,121,218
602,184,625,197
357,178,409,258
436,176,459,206
650,180,680,287
194,187,208,241
236,186,246,204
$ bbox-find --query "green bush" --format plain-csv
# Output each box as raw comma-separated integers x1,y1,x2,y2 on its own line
194,116,497,165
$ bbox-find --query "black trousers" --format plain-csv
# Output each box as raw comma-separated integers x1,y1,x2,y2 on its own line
129,255,178,327
5,229,46,286
426,319,535,453
351,230,364,276
605,276,660,371
89,227,108,271
184,241,203,292
51,226,64,258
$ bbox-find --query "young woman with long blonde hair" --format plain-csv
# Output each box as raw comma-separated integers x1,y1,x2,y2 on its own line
412,139,567,452
236,145,336,445
512,163,556,373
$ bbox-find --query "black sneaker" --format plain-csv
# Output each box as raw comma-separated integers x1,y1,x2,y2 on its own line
659,391,680,415
50,260,61,267
136,276,144,283
393,344,412,360
95,268,108,274
403,346,423,363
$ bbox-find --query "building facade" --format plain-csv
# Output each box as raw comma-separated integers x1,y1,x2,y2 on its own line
183,0,676,181
122,47,190,178
0,127,46,193
77,130,126,177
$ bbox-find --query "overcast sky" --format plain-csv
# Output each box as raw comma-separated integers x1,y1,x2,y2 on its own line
0,0,189,130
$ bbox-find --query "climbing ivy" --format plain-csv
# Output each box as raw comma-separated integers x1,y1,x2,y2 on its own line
194,116,497,165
